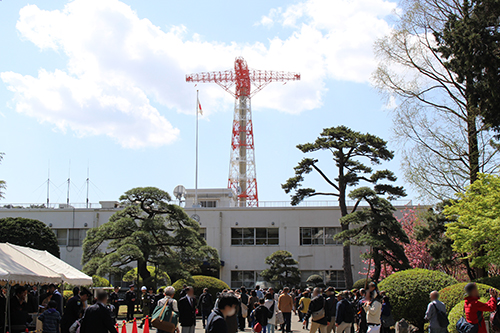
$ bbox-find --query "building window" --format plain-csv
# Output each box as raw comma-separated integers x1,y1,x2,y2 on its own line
68,229,87,247
231,271,256,289
53,229,68,246
231,228,279,246
200,200,217,208
300,227,342,246
199,228,206,240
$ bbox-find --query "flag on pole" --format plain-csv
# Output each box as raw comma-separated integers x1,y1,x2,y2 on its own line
197,97,203,115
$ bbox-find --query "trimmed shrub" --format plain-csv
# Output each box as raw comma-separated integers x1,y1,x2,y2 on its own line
92,275,112,287
448,298,491,333
475,276,500,290
353,278,374,290
439,282,492,313
123,266,171,287
306,274,324,287
379,268,457,330
172,276,229,300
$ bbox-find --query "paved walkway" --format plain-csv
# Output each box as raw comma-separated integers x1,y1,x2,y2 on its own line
121,315,309,333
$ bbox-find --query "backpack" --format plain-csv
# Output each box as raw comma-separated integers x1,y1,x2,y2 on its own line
432,302,450,328
151,299,179,333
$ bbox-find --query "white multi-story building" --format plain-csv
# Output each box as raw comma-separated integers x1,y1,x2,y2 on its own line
0,188,412,289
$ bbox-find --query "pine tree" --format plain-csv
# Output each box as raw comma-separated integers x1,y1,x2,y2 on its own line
336,187,410,282
260,250,301,288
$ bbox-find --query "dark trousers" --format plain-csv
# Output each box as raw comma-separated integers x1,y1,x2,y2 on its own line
201,309,210,328
282,312,292,332
126,304,134,321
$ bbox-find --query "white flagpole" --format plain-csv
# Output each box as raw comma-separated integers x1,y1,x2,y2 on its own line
194,89,199,207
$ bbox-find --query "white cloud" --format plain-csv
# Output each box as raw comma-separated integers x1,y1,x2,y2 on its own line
2,0,397,148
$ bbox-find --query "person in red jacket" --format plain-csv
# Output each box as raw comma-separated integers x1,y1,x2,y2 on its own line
464,283,498,333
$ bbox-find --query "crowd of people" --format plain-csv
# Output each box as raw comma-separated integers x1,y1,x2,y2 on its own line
0,281,497,333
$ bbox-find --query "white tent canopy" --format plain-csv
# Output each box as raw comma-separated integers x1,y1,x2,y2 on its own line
0,243,92,285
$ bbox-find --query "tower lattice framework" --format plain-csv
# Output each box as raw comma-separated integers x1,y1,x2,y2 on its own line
186,57,300,207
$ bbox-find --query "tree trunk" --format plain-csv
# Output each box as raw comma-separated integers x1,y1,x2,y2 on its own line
339,184,354,288
372,251,382,282
138,260,151,282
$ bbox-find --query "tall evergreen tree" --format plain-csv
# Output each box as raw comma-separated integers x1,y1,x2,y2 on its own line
435,0,500,134
336,187,410,282
82,187,220,282
282,126,406,287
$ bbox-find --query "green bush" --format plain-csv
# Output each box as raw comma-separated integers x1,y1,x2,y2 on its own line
92,275,112,287
475,276,500,290
172,275,229,300
379,268,457,330
306,274,324,287
353,278,374,290
439,282,492,313
447,298,491,333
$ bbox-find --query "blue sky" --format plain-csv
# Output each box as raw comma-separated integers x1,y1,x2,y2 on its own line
0,0,413,205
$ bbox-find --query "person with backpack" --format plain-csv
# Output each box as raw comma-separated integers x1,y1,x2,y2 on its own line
153,286,179,333
198,288,214,329
458,283,497,333
336,291,354,333
255,298,273,333
424,291,448,333
304,288,331,333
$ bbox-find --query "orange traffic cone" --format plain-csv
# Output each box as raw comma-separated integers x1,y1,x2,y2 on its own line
143,316,150,333
121,321,127,333
115,323,119,333
132,318,138,333
25,329,29,333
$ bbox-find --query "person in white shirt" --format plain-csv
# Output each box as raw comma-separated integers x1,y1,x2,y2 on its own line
362,291,382,333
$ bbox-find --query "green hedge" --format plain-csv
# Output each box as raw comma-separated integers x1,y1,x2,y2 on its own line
172,275,229,300
92,275,112,287
353,278,374,290
448,298,491,333
439,282,492,313
379,269,457,330
475,276,500,290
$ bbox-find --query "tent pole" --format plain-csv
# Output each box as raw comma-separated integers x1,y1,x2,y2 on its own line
5,283,10,333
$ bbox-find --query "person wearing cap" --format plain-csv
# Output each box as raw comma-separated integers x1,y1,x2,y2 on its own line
335,291,353,333
61,287,91,333
464,283,498,333
324,287,337,333
125,285,136,322
138,287,149,328
109,286,120,319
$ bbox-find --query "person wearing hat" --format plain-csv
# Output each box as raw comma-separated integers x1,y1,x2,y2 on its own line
463,283,498,333
109,286,120,319
125,285,137,322
325,287,337,333
61,287,91,333
335,291,354,333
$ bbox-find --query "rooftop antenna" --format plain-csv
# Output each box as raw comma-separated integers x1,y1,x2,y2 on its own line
66,160,71,205
86,162,90,209
46,161,50,207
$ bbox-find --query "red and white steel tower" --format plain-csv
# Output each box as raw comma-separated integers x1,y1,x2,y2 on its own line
186,57,300,207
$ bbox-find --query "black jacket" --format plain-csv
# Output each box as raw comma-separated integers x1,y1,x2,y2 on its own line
198,292,213,310
10,296,30,326
61,296,83,333
326,295,338,318
254,305,272,327
80,303,116,333
205,309,227,333
125,291,136,306
178,296,197,327
305,295,331,325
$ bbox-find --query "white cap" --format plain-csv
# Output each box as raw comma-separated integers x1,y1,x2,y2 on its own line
141,286,147,291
